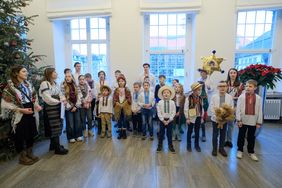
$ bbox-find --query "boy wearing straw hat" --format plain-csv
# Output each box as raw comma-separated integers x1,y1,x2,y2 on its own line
98,85,113,138
156,86,176,153
184,82,204,152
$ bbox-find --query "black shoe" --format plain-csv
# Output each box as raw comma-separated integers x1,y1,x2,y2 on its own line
202,136,206,142
123,130,127,139
142,134,146,140
127,127,133,132
49,138,55,151
212,149,217,156
169,145,176,153
156,145,162,152
150,135,154,141
54,146,68,155
195,146,201,152
192,134,195,138
187,145,192,152
219,148,228,157
117,130,122,140
224,141,233,148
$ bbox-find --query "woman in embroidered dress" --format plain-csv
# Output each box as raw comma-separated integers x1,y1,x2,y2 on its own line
1,65,42,165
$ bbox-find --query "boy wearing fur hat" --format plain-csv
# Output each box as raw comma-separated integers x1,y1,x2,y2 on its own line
210,81,234,157
184,83,204,152
156,86,176,153
236,79,262,161
98,85,113,138
113,74,132,139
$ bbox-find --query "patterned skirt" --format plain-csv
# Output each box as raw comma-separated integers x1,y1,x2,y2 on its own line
43,103,62,138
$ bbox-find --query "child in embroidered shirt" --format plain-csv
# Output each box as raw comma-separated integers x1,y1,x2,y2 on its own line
184,83,204,152
78,75,94,138
225,68,244,148
113,74,132,139
98,85,113,138
138,81,155,140
131,82,142,136
236,79,262,161
173,83,185,141
156,86,176,153
210,81,234,157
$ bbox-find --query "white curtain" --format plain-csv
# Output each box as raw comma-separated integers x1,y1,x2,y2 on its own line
236,0,282,10
139,0,202,13
46,0,111,20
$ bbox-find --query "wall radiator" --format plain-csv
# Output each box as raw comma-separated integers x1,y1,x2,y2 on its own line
264,99,281,120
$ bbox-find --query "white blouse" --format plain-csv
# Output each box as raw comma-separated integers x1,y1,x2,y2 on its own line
39,81,61,106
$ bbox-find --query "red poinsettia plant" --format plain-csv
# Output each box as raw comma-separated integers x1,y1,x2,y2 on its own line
239,64,282,89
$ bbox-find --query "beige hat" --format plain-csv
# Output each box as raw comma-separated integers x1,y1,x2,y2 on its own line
100,85,112,95
158,86,175,100
191,82,202,91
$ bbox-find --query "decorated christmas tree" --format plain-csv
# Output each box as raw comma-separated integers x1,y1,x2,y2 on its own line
0,0,45,95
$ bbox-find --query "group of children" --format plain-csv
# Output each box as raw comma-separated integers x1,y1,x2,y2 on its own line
59,62,263,161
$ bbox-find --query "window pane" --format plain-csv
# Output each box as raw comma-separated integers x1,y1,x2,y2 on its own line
159,38,167,49
99,18,106,28
80,44,87,55
237,24,245,37
265,11,273,23
177,25,186,36
71,19,79,29
90,18,98,28
246,11,256,23
265,24,272,32
91,29,99,40
150,54,184,85
150,38,158,50
80,29,87,40
256,11,266,24
71,29,79,40
159,26,167,37
150,26,158,37
99,29,106,40
100,44,107,55
177,14,186,25
79,19,86,28
168,25,177,36
235,53,270,70
177,38,185,50
167,39,177,50
91,44,99,54
245,24,255,37
237,12,246,24
159,14,168,25
150,14,158,25
168,14,177,25
254,24,264,37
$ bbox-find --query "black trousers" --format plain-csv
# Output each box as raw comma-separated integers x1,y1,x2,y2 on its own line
187,117,201,147
14,103,37,153
132,113,142,132
212,122,227,149
237,124,256,153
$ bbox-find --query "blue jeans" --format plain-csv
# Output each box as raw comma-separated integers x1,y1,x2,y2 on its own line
141,108,153,136
80,107,93,130
226,120,234,142
65,109,82,140
212,121,227,149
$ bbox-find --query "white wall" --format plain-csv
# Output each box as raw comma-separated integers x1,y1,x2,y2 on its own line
23,0,282,91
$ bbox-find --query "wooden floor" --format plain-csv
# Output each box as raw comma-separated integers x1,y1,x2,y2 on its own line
1,121,282,188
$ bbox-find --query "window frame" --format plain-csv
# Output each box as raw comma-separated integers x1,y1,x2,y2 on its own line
66,17,110,77
143,13,193,86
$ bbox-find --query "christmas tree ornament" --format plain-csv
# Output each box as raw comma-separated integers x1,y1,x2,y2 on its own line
4,42,9,46
24,21,28,26
199,50,225,75
15,33,20,38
